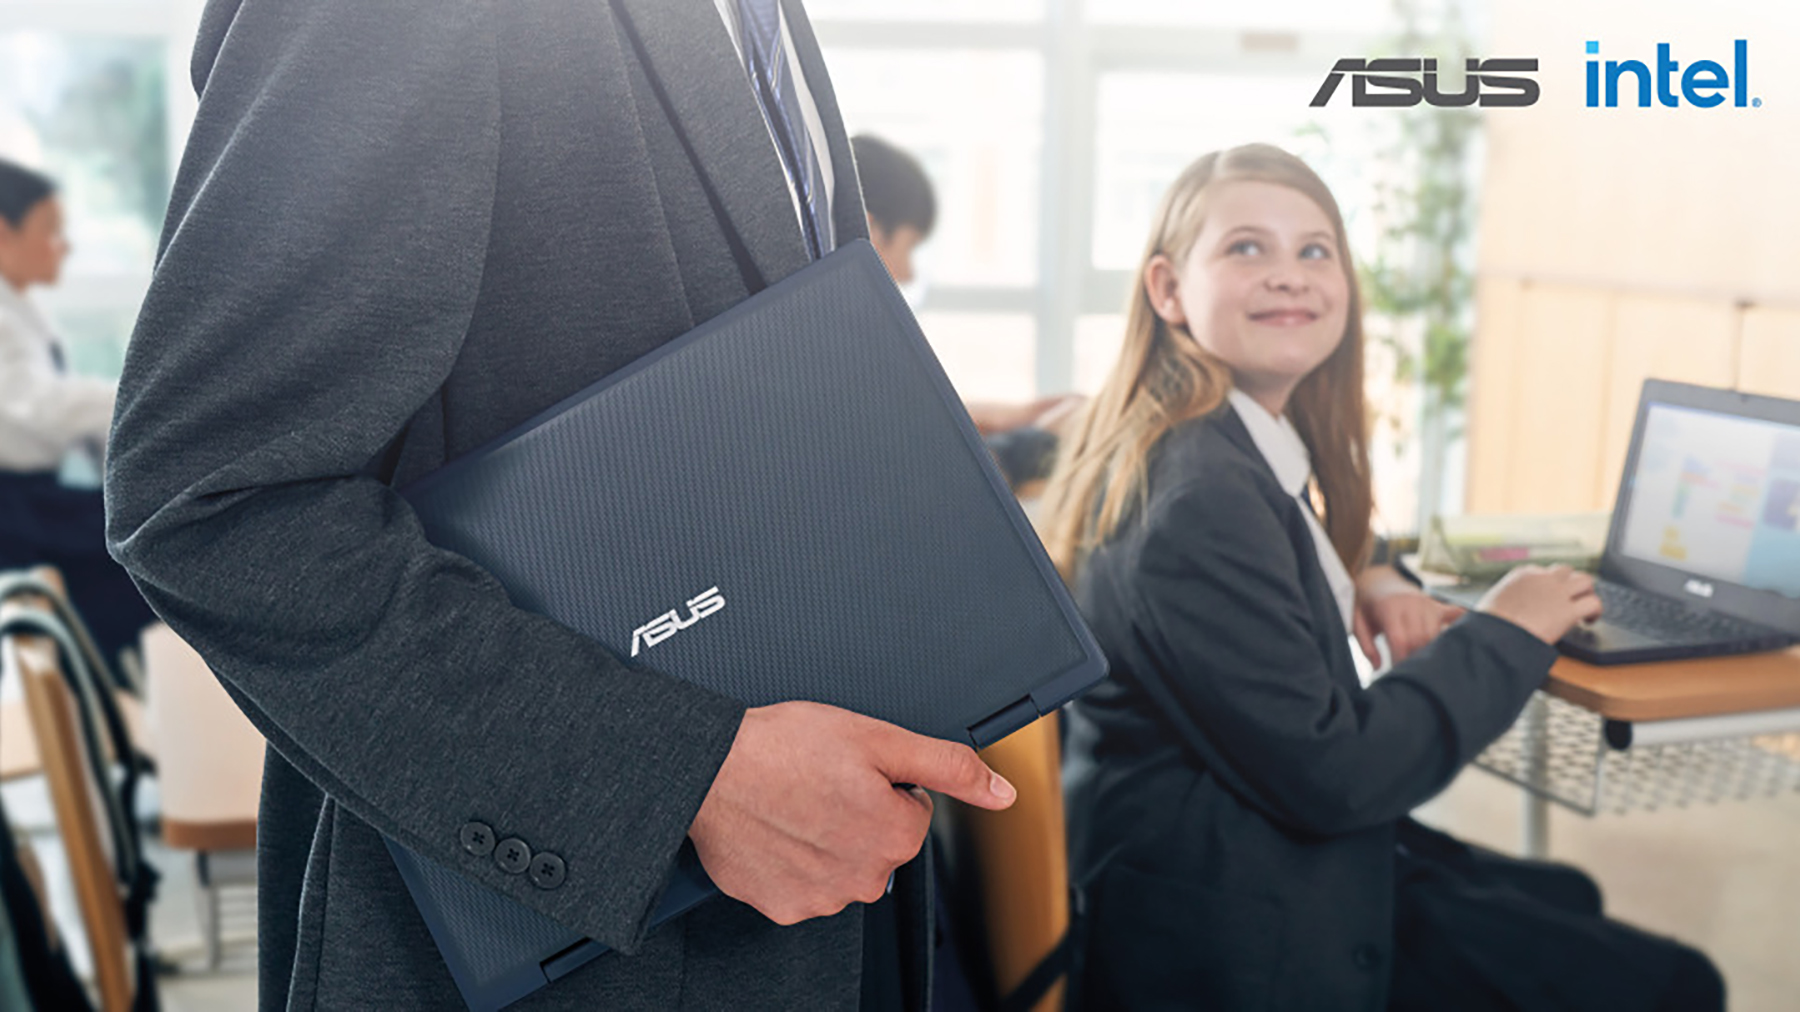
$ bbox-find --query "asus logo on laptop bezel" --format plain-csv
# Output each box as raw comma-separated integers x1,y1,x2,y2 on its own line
630,586,726,656
1683,578,1716,599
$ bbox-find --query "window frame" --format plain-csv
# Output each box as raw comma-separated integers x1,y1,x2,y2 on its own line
815,1,1377,395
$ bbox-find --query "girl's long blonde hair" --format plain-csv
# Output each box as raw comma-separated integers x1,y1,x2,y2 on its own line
1039,143,1373,581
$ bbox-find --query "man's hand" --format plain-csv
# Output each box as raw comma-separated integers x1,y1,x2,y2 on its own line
1477,564,1604,645
689,701,1015,926
1353,564,1463,665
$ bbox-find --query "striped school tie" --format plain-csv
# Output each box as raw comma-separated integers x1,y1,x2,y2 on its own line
735,0,834,259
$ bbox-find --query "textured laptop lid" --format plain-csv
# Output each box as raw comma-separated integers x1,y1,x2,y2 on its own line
403,240,1101,744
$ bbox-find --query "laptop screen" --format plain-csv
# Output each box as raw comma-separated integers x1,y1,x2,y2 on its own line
1616,402,1800,600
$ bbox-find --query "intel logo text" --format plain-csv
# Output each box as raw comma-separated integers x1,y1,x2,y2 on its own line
1585,40,1758,108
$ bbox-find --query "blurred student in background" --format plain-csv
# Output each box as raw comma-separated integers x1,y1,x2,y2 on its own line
1040,144,1721,1011
852,133,1080,490
0,158,154,677
854,132,933,290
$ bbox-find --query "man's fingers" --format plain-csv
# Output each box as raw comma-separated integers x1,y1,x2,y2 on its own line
871,728,1014,811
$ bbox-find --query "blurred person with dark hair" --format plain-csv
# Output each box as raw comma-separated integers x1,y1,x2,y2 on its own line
852,133,935,287
0,158,154,678
850,134,1081,490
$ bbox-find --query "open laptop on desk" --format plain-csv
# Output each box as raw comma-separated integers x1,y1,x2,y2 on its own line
1435,379,1800,665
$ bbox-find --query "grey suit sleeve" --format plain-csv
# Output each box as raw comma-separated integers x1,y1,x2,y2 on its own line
1122,473,1554,837
105,0,743,953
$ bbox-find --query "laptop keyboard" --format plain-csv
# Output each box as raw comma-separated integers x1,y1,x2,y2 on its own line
1594,579,1773,646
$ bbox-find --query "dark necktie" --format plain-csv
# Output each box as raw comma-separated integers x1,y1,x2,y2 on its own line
48,341,66,374
734,0,834,259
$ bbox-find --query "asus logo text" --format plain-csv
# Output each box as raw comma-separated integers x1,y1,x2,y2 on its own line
1310,57,1539,108
630,586,726,656
1683,578,1716,600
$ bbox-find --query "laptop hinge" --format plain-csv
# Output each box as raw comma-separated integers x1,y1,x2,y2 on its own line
968,695,1040,750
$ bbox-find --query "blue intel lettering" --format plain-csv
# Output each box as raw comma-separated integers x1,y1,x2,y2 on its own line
1584,40,1751,108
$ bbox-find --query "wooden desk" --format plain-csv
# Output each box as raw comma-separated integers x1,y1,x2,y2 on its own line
1545,646,1800,723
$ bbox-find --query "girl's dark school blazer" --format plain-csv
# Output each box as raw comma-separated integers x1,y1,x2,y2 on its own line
1064,404,1557,1011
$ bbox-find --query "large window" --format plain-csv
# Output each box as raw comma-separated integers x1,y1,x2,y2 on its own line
826,49,1044,289
1089,0,1391,30
1091,71,1336,271
818,6,1392,392
817,4,1458,529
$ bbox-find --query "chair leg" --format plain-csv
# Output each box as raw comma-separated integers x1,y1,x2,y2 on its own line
194,851,221,971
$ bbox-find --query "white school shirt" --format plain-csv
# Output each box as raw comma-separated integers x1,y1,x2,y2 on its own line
1226,388,1357,632
712,0,837,245
0,279,115,472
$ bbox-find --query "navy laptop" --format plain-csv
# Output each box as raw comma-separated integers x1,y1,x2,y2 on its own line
1430,380,1800,665
384,240,1108,1011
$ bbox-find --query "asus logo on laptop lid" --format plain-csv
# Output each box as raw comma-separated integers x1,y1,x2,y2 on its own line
631,586,726,656
1684,578,1717,599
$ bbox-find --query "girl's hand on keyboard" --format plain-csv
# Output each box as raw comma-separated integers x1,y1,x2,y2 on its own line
1476,565,1605,645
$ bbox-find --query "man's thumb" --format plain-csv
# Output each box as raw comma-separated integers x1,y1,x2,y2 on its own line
875,730,1015,811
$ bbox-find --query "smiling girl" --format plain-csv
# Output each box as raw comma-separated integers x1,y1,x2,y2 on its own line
1041,145,1720,1011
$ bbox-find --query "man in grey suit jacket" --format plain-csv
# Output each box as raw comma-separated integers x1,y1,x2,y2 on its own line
104,1,1014,1008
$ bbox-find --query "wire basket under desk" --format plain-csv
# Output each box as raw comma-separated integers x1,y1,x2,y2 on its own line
1472,692,1800,816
